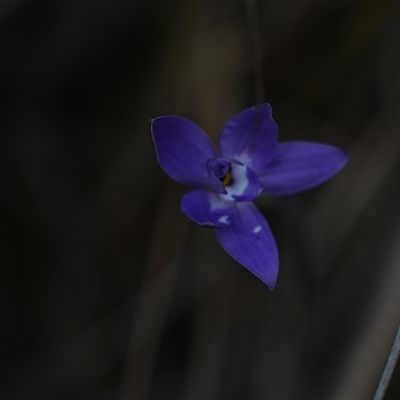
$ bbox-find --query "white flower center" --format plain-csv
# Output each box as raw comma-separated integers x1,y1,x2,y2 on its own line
220,164,248,201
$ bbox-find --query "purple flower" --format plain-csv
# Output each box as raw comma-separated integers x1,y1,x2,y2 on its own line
150,104,348,289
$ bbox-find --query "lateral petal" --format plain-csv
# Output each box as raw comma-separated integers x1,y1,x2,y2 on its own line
151,116,217,186
218,104,278,173
259,141,349,196
181,190,235,227
215,203,279,288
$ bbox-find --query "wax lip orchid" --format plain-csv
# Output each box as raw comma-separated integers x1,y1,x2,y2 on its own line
150,104,348,289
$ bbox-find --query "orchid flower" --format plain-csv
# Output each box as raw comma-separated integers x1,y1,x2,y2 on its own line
150,104,348,289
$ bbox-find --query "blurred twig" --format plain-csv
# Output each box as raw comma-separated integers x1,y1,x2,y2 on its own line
373,324,400,400
118,182,189,399
245,0,265,104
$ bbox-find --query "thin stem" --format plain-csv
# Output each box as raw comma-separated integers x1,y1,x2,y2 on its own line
245,0,265,104
373,324,400,400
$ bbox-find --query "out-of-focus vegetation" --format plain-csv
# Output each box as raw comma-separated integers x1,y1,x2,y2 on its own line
1,2,400,399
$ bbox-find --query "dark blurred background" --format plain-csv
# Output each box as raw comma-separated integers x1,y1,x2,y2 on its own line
1,1,400,399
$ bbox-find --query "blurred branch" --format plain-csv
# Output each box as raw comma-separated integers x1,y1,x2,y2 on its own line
374,324,400,400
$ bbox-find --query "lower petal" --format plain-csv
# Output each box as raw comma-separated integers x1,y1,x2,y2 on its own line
181,190,235,227
215,202,279,289
259,141,349,196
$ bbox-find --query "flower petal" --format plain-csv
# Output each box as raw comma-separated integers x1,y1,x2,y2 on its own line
215,203,278,288
259,141,349,196
151,116,217,186
218,104,278,172
221,163,263,202
181,190,235,227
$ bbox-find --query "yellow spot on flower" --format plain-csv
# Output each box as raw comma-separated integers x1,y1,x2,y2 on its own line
221,170,232,186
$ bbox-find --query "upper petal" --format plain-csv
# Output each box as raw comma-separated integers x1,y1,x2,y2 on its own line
151,116,217,186
259,141,349,196
181,190,235,227
218,104,278,173
215,202,279,289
